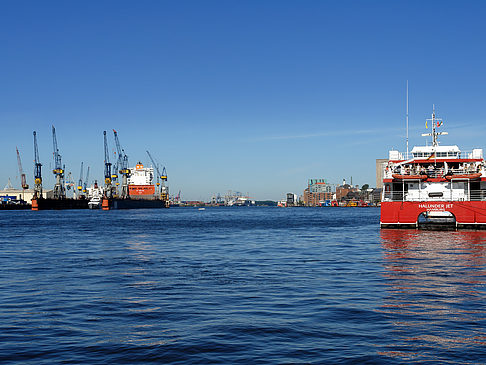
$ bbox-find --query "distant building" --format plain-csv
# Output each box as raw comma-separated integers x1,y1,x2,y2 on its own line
286,193,298,206
303,179,334,206
376,158,388,189
336,180,359,201
0,188,50,204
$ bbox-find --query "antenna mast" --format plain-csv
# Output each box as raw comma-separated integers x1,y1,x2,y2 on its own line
406,80,409,158
422,105,448,147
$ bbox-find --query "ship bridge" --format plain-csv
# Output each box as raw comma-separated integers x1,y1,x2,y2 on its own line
388,146,483,161
411,145,461,159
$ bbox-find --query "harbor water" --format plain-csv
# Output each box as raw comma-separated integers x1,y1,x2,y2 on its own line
1,207,486,364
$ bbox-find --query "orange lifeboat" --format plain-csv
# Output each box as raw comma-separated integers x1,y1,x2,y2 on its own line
392,174,428,180
445,173,481,180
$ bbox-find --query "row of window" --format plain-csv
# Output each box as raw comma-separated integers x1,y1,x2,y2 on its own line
413,152,459,158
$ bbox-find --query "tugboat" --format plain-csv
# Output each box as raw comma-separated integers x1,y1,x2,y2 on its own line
380,108,486,230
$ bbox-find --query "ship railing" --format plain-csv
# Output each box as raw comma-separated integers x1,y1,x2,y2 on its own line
469,191,486,201
448,167,481,175
385,169,443,178
385,167,482,179
383,190,486,202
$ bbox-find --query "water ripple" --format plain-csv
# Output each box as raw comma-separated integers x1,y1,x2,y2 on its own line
0,208,485,363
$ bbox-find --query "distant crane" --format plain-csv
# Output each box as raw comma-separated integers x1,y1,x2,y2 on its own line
77,162,84,197
113,130,130,199
65,170,75,192
146,150,168,201
33,131,42,198
111,149,119,189
52,125,65,199
83,166,90,193
15,147,28,202
103,131,112,198
16,147,28,190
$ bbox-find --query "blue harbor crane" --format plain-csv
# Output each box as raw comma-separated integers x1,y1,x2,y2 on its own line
83,166,90,194
146,150,168,202
111,151,118,190
103,131,112,198
51,125,65,199
33,131,43,198
113,129,130,199
77,162,84,198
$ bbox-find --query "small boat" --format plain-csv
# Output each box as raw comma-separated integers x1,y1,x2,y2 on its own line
444,173,481,180
87,181,103,209
88,196,101,209
198,207,205,211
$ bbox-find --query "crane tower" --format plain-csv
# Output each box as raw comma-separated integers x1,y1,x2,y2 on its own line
103,131,112,198
113,130,130,199
77,162,84,198
146,150,169,204
16,147,29,190
33,131,43,198
52,125,66,199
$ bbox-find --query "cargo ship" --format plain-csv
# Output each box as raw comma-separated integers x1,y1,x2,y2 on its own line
100,162,169,210
380,108,486,230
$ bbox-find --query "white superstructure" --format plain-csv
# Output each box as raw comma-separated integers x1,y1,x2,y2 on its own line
128,163,154,186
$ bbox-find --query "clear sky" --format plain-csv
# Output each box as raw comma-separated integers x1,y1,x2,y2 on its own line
1,1,486,201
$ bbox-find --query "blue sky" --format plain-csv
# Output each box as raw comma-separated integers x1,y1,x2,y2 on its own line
1,1,486,200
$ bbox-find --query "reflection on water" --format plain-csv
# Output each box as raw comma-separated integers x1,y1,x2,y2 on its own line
379,230,486,362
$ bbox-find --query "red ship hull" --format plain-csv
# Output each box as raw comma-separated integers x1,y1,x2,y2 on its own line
380,201,486,229
128,185,155,196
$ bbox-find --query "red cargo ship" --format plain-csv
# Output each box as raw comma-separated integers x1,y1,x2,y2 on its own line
101,162,169,210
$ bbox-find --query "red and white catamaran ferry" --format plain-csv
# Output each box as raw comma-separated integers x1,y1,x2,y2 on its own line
380,109,486,229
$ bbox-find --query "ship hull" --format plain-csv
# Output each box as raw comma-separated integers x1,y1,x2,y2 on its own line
128,185,155,196
380,201,486,230
109,198,169,209
34,198,89,210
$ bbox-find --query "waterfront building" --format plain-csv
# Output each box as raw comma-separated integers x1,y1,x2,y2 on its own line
336,181,360,201
0,188,50,204
286,193,298,206
376,158,388,189
303,179,334,206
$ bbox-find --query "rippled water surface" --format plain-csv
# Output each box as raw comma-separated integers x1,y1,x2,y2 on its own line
1,207,486,364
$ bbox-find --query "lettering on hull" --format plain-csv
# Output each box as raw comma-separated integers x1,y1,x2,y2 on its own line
418,203,454,211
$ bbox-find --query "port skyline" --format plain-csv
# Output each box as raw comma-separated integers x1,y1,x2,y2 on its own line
1,1,486,201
